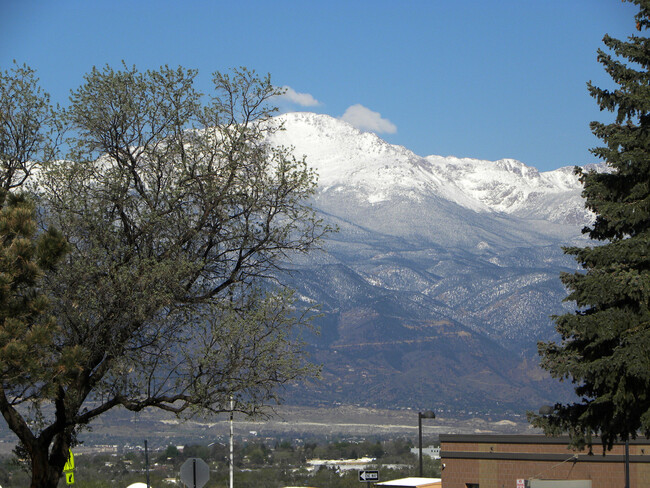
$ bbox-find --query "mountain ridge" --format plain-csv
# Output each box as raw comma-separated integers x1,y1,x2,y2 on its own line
267,112,590,413
270,112,599,227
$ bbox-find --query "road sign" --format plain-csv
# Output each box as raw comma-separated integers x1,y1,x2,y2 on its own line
180,457,210,488
63,449,74,472
359,470,379,482
63,449,75,484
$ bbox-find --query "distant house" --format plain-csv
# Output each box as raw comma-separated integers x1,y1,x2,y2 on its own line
306,457,376,472
440,434,650,488
410,446,441,459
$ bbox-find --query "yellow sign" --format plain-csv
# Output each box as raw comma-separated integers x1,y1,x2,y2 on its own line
63,449,74,472
65,471,74,485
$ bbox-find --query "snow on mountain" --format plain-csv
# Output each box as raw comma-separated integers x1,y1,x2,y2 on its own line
425,156,576,210
269,112,595,225
269,112,486,211
265,112,591,412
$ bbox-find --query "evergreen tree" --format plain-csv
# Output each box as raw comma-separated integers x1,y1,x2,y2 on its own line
0,192,69,486
531,0,650,450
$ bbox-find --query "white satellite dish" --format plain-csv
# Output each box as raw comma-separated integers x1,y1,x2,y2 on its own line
126,483,148,488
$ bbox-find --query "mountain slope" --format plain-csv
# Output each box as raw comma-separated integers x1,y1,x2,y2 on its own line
269,113,588,413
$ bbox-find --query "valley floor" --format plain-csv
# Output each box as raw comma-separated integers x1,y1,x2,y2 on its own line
0,405,539,455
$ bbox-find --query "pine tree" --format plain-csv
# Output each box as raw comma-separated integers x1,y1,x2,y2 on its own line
0,192,70,487
531,0,650,450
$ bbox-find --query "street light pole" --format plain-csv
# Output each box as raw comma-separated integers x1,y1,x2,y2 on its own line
230,397,234,488
418,410,436,477
418,413,423,477
625,439,630,488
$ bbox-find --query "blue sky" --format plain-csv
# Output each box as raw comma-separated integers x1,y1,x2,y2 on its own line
0,0,640,171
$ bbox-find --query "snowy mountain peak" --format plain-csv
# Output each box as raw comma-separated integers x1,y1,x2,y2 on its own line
271,112,430,197
269,112,594,225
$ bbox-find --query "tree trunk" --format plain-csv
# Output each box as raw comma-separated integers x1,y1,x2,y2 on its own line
30,440,65,488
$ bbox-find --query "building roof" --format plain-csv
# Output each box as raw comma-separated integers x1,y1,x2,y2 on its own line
376,477,442,488
439,433,650,445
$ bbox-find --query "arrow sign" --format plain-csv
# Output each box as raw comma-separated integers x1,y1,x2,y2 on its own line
359,470,379,482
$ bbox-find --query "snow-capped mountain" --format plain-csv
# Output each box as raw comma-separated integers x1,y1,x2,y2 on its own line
270,112,596,226
269,112,593,413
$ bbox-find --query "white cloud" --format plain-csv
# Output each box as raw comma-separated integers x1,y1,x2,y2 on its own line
340,104,397,134
278,86,321,107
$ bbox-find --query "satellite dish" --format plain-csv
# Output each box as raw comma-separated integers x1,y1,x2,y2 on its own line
126,483,148,488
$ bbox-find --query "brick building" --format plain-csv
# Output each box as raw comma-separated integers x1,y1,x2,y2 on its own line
440,434,650,488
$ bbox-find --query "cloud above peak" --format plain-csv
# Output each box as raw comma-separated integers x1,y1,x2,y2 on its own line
278,86,321,107
340,104,397,134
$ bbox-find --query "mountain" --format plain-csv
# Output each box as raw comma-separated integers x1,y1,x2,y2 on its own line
268,112,595,414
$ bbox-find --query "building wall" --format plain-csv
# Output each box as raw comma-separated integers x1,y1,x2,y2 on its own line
440,434,650,488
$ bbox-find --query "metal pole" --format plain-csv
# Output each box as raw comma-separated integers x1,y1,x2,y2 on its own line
145,439,150,488
230,397,234,488
418,413,423,477
625,439,630,488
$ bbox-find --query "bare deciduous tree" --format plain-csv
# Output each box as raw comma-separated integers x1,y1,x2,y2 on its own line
0,63,327,488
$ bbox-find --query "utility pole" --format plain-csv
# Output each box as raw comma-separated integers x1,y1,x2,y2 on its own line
230,397,234,488
625,439,630,488
145,439,150,488
418,411,436,477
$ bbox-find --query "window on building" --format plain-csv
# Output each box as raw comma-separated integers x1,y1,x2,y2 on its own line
465,484,479,488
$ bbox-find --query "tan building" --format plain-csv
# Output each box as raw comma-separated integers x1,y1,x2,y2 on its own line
440,434,650,488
